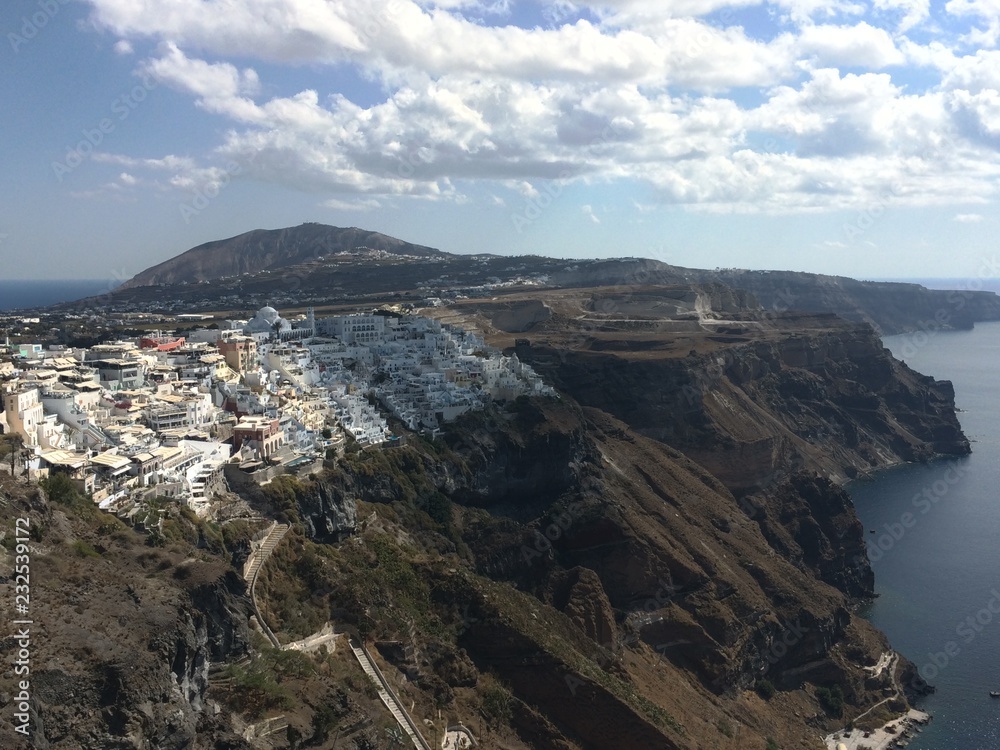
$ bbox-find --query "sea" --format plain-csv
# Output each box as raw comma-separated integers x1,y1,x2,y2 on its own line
0,280,117,311
850,320,1000,748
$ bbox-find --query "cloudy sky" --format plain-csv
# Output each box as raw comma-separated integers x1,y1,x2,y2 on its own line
3,0,1000,282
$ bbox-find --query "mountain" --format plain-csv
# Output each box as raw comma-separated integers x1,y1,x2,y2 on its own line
119,223,446,289
109,223,1000,335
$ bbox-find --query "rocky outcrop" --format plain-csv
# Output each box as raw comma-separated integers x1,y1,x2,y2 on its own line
527,320,969,495
547,567,618,647
488,299,553,332
295,477,358,542
0,479,253,749
747,474,875,599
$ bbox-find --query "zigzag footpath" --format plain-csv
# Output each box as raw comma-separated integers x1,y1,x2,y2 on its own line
241,521,431,749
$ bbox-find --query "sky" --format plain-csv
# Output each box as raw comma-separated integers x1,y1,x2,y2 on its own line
3,0,1000,283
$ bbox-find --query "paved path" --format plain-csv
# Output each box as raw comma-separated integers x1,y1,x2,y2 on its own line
823,653,932,750
864,651,893,679
244,522,290,582
349,638,432,750
238,523,435,750
442,725,477,749
282,621,339,654
850,653,900,727
244,523,290,649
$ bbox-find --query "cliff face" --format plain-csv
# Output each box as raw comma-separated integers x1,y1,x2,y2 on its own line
0,479,253,750
676,267,1000,334
528,319,969,494
238,378,942,748
0,315,962,749
515,317,967,605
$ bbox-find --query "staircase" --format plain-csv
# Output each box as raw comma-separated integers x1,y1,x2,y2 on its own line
244,523,290,649
244,523,289,582
349,639,432,750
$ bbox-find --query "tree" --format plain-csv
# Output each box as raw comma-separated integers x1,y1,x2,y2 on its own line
1,433,24,475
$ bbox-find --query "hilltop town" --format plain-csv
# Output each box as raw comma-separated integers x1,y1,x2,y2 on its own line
0,305,552,522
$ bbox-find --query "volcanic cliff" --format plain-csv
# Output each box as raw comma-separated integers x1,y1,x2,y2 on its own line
2,231,981,748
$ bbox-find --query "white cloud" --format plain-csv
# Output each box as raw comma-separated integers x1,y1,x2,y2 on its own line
872,0,929,32
89,0,796,91
92,153,198,171
797,23,905,69
323,197,382,210
945,0,1000,22
769,0,867,24
953,212,985,221
941,50,1000,93
143,43,261,118
76,0,1000,216
505,180,541,198
582,204,601,222
113,39,133,55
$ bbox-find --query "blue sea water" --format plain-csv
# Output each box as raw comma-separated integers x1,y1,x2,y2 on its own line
850,320,1000,748
0,280,117,310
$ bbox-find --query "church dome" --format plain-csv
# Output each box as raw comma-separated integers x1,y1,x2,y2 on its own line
257,306,280,324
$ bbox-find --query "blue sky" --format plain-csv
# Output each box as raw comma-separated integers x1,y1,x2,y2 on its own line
3,0,1000,282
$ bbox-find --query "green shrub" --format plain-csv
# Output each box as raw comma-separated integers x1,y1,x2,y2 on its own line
423,492,452,526
757,678,776,700
71,539,101,558
481,681,514,725
816,685,844,717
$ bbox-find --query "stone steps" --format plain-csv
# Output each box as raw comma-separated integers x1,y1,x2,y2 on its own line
246,523,290,649
349,639,431,750
243,523,289,582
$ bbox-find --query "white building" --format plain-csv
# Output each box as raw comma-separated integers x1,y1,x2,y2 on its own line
318,314,385,345
3,386,44,446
